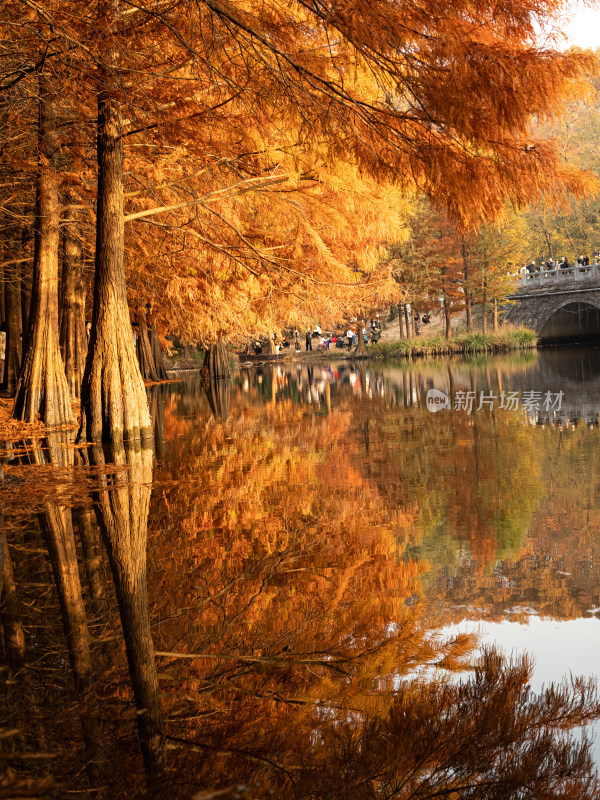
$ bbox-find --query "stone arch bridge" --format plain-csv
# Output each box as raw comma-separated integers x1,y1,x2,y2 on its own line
504,264,600,342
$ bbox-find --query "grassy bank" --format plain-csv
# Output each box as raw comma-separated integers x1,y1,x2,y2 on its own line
368,328,537,359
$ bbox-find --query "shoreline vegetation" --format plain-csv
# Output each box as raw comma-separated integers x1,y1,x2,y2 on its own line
367,328,538,359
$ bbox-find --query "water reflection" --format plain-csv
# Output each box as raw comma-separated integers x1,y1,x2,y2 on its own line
2,349,600,796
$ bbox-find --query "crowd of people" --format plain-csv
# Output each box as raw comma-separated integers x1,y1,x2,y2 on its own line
523,252,600,273
249,309,435,356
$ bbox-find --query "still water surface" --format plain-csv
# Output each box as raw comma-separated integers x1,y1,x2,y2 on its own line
3,347,600,798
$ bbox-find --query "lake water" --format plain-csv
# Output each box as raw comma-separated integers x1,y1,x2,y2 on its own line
3,347,600,798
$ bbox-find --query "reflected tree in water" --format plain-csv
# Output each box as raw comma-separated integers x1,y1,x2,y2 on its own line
90,441,166,778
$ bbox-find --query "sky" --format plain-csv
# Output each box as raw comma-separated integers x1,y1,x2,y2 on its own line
547,2,600,49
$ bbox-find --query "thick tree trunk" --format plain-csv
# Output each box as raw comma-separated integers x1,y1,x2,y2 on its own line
149,322,167,380
79,48,151,444
136,306,158,381
204,342,229,378
90,441,165,777
59,204,88,400
13,75,74,427
2,259,22,395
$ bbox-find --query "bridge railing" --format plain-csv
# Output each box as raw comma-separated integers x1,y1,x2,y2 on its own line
519,263,600,287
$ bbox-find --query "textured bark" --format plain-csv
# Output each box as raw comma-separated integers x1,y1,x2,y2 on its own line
13,75,74,427
79,43,151,444
136,306,158,381
149,322,167,380
59,204,87,400
204,342,229,378
91,442,165,777
398,303,405,338
2,259,22,396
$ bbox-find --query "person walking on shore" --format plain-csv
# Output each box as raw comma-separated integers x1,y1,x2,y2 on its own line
346,328,354,350
305,330,312,351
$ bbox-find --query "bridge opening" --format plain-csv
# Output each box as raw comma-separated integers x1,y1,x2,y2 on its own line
539,301,600,344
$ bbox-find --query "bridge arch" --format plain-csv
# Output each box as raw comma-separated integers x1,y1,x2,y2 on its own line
538,298,600,343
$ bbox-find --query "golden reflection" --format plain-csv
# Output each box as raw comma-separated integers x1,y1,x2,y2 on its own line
2,359,600,798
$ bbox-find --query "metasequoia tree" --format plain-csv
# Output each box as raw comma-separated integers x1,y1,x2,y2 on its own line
2,0,598,438
13,73,74,427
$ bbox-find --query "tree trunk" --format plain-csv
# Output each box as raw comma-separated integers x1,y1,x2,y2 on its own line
149,321,167,380
398,303,405,338
90,441,166,777
403,304,411,340
204,342,229,378
482,264,488,334
444,296,452,338
79,38,151,444
2,256,22,396
462,239,472,332
59,203,88,400
21,222,33,338
136,306,158,381
493,298,499,331
13,75,74,427
354,319,367,356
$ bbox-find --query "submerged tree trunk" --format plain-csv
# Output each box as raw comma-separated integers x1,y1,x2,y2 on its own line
149,321,167,380
90,441,165,777
79,44,151,444
2,256,22,395
136,306,158,382
59,203,88,400
13,75,74,427
204,342,229,378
